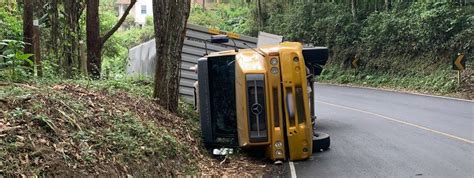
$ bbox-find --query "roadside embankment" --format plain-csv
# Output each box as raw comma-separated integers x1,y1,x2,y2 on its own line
0,79,282,176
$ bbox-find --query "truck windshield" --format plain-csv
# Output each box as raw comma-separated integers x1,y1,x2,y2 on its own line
208,55,237,138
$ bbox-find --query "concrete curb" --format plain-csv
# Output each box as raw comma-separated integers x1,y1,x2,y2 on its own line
315,82,473,103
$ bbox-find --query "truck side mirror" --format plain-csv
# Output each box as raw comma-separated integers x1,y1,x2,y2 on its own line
209,34,238,52
303,47,329,76
210,35,229,44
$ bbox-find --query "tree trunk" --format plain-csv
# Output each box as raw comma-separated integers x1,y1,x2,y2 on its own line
385,0,391,11
33,25,42,77
351,0,356,20
86,0,101,78
257,0,263,31
23,0,34,71
152,0,191,113
86,0,136,79
64,0,82,78
49,0,59,62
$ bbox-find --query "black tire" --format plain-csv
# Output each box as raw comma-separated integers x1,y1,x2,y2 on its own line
312,132,330,152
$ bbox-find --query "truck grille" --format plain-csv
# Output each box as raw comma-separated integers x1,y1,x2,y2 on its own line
246,74,268,143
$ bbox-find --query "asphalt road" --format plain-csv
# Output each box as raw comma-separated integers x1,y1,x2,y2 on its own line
291,83,474,177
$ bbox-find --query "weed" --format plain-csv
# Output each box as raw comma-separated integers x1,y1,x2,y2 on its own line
318,65,463,96
9,107,25,118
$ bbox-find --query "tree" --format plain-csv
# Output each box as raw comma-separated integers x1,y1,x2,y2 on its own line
152,0,191,113
23,0,33,71
49,0,59,59
351,0,356,20
256,0,263,31
385,0,392,11
63,0,85,78
86,0,137,78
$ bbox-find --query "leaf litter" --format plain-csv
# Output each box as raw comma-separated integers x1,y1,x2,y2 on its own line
0,83,284,176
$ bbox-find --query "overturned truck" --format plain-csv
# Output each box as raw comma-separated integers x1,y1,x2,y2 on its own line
194,38,329,162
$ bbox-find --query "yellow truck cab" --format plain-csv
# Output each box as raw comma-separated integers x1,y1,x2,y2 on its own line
196,39,329,161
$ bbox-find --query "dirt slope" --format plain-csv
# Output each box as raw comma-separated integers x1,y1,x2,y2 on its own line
0,82,282,176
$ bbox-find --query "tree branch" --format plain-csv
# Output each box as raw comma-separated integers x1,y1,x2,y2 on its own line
100,0,137,48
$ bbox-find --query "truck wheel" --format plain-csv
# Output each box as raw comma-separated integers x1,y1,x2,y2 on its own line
312,132,330,152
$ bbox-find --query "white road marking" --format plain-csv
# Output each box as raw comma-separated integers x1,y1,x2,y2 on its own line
289,161,297,178
316,100,474,144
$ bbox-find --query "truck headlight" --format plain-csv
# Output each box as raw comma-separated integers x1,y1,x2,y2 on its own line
275,141,283,148
271,67,279,74
293,57,299,62
275,150,283,156
270,58,278,65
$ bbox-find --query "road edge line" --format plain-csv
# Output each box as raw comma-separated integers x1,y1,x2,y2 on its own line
289,161,297,178
316,100,474,144
316,82,473,102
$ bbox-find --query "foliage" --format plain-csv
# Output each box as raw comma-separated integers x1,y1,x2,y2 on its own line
68,77,155,98
0,5,25,81
0,78,280,175
178,100,199,123
264,3,360,54
254,1,472,95
0,39,34,82
189,3,253,34
318,66,460,95
0,80,196,175
101,26,154,78
261,2,472,71
99,9,154,78
0,6,22,41
360,2,473,63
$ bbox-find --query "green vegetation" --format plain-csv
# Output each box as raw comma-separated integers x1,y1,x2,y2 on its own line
0,1,154,80
262,2,472,63
100,11,154,78
1,1,281,175
1,78,278,176
0,39,34,82
0,6,32,81
0,0,471,174
2,1,471,95
0,79,201,175
190,1,472,97
188,3,253,34
263,2,472,97
319,66,459,95
0,6,22,40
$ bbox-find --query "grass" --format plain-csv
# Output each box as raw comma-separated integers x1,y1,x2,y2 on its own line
0,78,198,176
1,77,281,176
24,76,155,99
317,65,468,96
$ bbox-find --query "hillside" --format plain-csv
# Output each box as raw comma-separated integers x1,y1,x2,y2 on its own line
188,2,472,99
0,80,282,176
